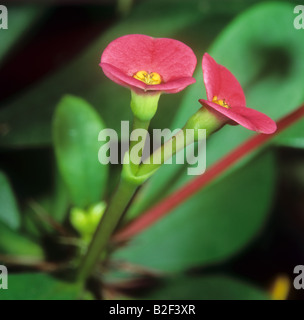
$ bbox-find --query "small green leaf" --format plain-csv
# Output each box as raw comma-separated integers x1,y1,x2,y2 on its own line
145,275,269,300
114,151,276,272
0,222,44,258
0,273,81,300
0,171,20,230
53,95,108,208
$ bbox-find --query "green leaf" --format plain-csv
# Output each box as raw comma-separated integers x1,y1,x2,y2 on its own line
274,118,304,149
0,6,45,65
0,273,81,300
0,222,44,258
114,151,276,272
53,95,108,208
145,275,269,300
128,1,304,218
0,171,20,230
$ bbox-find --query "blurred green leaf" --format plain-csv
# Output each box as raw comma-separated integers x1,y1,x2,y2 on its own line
0,171,20,230
0,273,80,300
129,1,304,218
0,6,45,66
114,151,276,272
53,95,108,208
274,118,304,149
0,0,236,148
145,275,269,300
0,222,44,258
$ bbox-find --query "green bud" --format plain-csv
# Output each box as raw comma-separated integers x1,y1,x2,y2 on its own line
70,202,106,242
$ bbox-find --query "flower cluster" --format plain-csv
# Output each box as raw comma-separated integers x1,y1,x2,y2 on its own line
100,34,276,134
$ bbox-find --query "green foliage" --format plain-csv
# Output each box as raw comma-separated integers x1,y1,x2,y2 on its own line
0,273,81,300
0,222,44,258
53,95,108,208
145,275,269,300
0,171,20,229
114,151,276,272
274,118,304,149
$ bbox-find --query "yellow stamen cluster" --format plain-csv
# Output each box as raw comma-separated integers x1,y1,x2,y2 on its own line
133,70,162,85
212,96,230,109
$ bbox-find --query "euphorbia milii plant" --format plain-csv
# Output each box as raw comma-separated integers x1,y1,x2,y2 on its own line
198,53,277,134
78,37,277,284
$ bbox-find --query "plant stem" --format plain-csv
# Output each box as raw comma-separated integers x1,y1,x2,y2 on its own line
77,177,137,282
77,119,200,281
129,116,150,174
77,116,150,282
136,129,189,177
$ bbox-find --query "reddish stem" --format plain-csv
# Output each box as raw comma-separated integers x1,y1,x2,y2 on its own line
114,105,304,242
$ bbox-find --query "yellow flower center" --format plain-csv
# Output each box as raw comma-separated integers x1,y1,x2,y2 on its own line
133,70,162,85
212,96,230,109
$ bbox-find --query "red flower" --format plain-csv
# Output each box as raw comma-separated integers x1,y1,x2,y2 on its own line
199,53,277,134
100,34,197,94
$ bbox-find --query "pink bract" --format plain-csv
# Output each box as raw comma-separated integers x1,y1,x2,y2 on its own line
100,34,197,94
199,53,277,134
